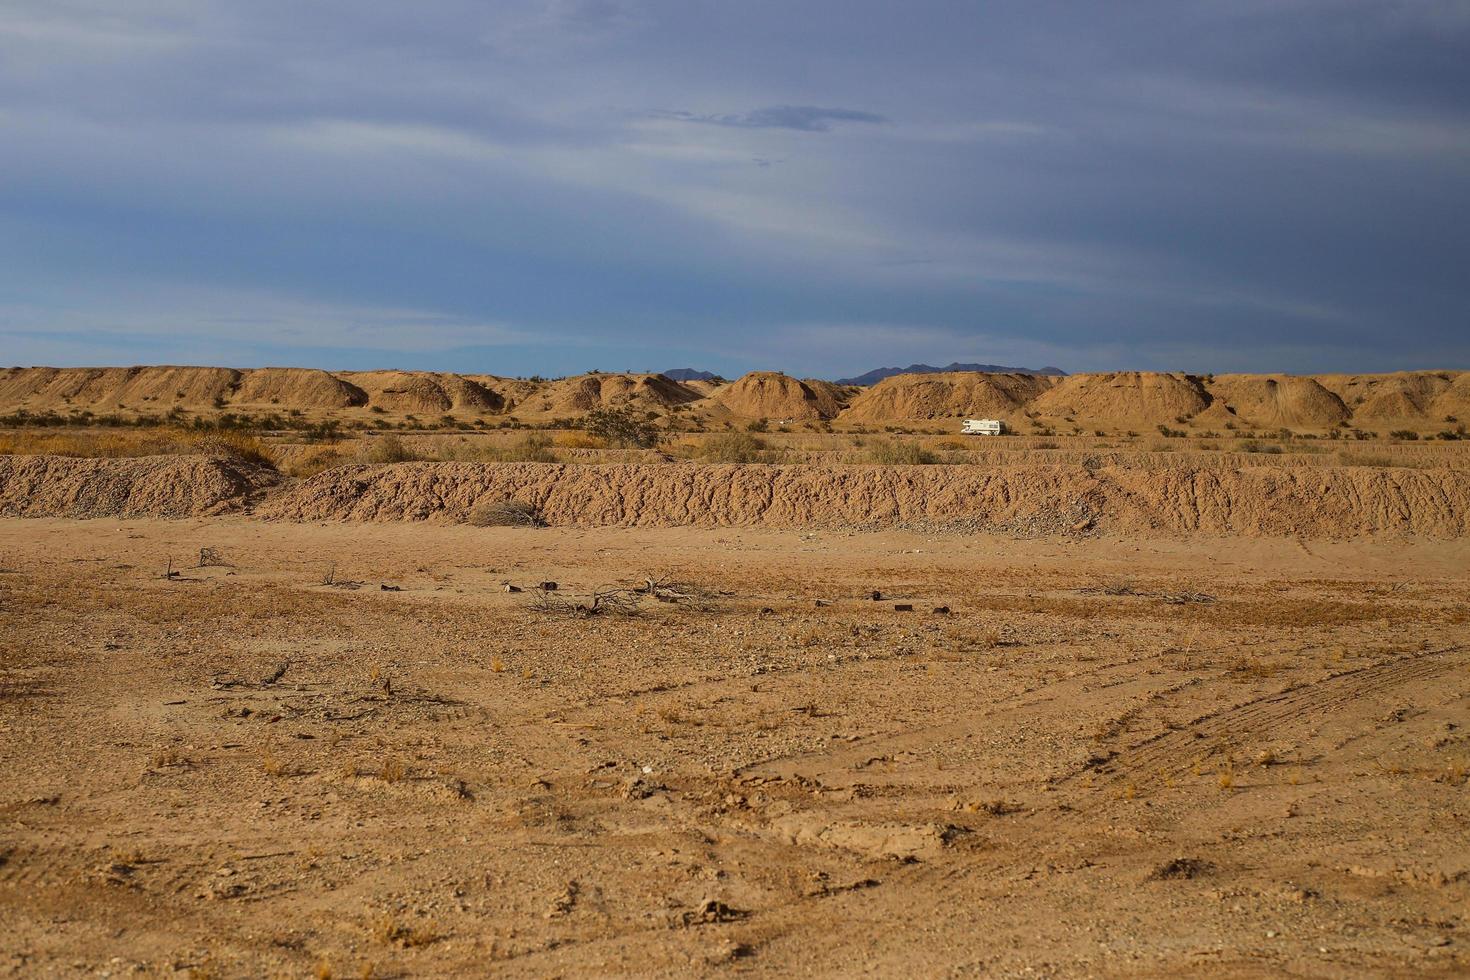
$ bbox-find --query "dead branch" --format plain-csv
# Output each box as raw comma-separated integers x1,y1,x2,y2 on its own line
639,571,721,610
196,547,233,568
526,585,644,618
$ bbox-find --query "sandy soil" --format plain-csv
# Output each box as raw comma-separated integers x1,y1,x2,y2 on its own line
2,519,1468,977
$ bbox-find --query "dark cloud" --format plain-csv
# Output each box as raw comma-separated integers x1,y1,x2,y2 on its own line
0,0,1467,376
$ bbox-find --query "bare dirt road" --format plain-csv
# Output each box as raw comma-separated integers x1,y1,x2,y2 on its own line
2,518,1468,977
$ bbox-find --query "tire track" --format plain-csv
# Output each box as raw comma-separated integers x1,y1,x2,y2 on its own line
733,643,1294,784
1054,644,1466,795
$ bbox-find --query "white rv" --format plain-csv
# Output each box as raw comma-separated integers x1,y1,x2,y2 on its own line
961,418,1005,436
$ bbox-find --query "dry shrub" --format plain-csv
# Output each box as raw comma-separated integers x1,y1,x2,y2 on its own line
260,747,287,776
371,916,439,948
355,434,421,464
1336,452,1400,468
286,447,350,478
497,433,557,462
443,433,558,463
698,431,769,463
467,498,544,527
188,430,277,468
1224,655,1284,679
865,438,937,465
0,426,277,468
554,430,604,450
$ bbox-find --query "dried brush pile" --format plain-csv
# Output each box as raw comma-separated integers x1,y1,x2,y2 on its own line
466,497,544,527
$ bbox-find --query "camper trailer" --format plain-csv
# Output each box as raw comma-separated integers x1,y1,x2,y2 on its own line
961,418,1005,436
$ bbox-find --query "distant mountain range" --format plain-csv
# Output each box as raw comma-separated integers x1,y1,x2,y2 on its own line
834,362,1067,386
661,368,720,381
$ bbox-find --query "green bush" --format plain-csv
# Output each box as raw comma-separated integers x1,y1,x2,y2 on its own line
580,407,660,448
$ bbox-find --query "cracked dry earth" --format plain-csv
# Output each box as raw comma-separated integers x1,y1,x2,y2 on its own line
2,518,1468,978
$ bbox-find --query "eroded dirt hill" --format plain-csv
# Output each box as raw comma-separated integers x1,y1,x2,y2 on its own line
2,365,1469,430
8,454,1462,538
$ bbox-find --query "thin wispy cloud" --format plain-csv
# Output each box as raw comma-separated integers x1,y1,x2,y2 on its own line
651,105,886,132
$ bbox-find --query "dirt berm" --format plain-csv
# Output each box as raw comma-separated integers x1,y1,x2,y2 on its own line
0,454,277,519
258,462,1470,537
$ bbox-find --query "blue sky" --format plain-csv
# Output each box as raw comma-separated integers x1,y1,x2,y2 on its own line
2,0,1468,378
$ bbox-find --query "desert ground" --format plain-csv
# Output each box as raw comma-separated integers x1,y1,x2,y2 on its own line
2,517,1469,978
2,366,1470,977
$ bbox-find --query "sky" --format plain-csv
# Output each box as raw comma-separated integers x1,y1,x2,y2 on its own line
1,0,1468,379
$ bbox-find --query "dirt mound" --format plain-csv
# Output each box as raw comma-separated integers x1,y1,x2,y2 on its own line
0,367,136,409
459,375,543,415
1187,400,1242,430
233,368,367,409
0,454,276,518
1430,373,1470,422
1030,372,1209,424
1207,375,1349,429
1316,372,1452,421
541,374,702,416
258,461,1470,538
112,366,242,408
714,372,849,420
341,371,503,415
0,366,242,411
842,372,1056,422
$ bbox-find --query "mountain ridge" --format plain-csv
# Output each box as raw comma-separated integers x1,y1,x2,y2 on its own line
835,362,1067,385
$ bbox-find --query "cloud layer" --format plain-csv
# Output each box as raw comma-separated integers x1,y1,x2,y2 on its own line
2,0,1467,376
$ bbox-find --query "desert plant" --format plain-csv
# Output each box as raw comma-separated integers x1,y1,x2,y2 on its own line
498,433,557,462
287,448,349,478
371,916,439,948
579,406,660,448
356,434,421,464
466,498,544,527
865,438,937,465
553,430,605,450
698,431,769,463
1336,452,1397,468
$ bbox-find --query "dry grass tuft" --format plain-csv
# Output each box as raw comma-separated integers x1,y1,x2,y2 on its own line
696,431,772,463
467,498,544,527
553,430,604,450
371,916,440,948
0,427,276,468
260,747,287,777
1225,655,1285,680
864,438,937,465
355,434,421,464
150,747,185,769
